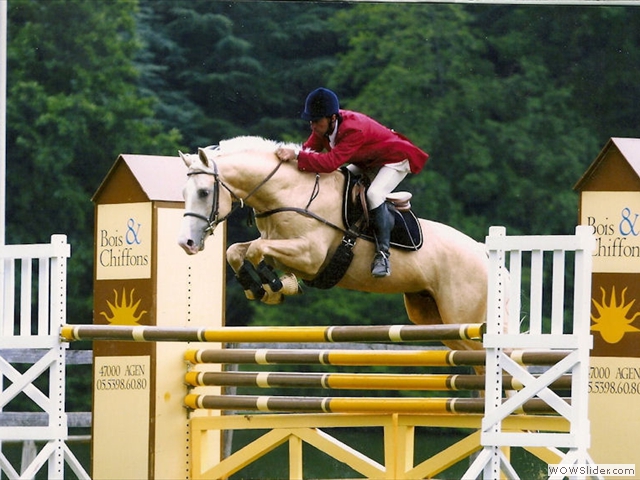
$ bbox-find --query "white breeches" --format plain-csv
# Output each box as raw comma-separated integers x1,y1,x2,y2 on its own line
347,159,410,209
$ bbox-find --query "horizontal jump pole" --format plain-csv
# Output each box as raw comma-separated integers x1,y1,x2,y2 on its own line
60,323,485,343
184,348,570,367
185,371,572,391
184,394,565,415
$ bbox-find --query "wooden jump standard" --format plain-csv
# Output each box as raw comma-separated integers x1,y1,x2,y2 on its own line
60,323,485,343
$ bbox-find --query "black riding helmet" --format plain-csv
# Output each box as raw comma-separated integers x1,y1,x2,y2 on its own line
301,87,340,121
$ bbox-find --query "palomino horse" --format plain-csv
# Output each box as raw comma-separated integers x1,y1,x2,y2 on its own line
178,136,488,354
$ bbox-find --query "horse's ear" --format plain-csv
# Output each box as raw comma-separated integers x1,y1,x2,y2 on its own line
198,148,210,167
178,150,192,167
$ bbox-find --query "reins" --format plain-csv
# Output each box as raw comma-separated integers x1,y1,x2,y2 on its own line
254,172,349,234
184,149,350,237
254,206,347,234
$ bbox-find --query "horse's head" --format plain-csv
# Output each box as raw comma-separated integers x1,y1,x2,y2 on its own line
178,136,304,255
178,148,235,255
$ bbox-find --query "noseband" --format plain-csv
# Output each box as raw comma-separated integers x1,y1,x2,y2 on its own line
183,153,285,236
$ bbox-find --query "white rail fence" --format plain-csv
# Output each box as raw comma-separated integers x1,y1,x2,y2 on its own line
0,235,89,480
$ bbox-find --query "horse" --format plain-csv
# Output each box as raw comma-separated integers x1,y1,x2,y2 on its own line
177,136,489,355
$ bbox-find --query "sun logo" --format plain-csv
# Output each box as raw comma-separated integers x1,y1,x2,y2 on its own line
591,286,640,344
100,288,148,326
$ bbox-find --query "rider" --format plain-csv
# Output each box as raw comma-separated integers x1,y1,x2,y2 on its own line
276,87,429,277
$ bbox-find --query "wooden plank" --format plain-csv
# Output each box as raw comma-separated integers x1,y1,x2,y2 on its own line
199,429,291,480
293,427,385,479
0,349,92,364
0,412,91,428
20,258,32,335
37,257,50,335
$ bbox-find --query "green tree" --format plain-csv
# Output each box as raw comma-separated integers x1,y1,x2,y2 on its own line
6,0,181,326
136,0,344,150
478,6,640,144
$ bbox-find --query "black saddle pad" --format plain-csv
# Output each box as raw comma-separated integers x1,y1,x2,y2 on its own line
340,168,423,251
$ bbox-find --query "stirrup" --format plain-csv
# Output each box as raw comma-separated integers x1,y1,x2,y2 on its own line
371,251,391,278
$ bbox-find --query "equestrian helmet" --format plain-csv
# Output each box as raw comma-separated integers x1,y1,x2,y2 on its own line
301,88,340,120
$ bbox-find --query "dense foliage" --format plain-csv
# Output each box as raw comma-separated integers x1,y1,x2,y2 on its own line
6,1,640,335
6,0,180,318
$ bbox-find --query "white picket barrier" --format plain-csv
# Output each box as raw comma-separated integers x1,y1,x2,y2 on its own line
0,235,89,480
465,226,600,480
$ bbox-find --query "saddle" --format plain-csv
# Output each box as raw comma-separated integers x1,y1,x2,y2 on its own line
303,168,423,290
341,168,423,250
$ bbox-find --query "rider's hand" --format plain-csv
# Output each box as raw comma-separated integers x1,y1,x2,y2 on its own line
276,148,297,162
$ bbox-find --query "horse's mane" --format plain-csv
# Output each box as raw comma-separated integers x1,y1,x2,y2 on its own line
216,136,298,156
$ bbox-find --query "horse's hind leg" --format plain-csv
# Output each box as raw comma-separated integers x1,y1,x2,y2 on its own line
404,291,485,374
403,291,441,327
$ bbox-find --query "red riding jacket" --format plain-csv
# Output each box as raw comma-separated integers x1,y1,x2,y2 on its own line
297,110,429,174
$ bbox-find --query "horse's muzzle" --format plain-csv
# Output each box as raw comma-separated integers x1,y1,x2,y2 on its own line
178,236,204,255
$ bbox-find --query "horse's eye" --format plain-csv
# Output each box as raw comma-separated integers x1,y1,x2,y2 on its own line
198,189,210,199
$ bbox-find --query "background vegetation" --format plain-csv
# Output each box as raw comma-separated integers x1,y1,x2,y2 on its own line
6,2,640,349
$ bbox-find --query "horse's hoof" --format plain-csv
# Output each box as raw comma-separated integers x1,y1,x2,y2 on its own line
261,285,284,305
261,295,284,305
243,289,258,300
280,273,301,295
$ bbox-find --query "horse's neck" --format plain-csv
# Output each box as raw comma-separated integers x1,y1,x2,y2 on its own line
221,154,341,213
220,155,299,210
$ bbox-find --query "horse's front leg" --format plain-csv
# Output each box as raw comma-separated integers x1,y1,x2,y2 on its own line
244,237,326,276
243,237,326,304
227,241,302,304
227,242,264,301
226,241,251,273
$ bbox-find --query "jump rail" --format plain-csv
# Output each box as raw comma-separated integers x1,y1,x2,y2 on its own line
184,347,570,367
59,323,484,343
184,394,563,415
184,371,572,391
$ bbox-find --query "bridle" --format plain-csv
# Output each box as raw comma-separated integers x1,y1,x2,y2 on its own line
183,151,285,236
183,161,235,236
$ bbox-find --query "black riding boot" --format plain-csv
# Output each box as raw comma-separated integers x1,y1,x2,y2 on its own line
370,202,394,277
